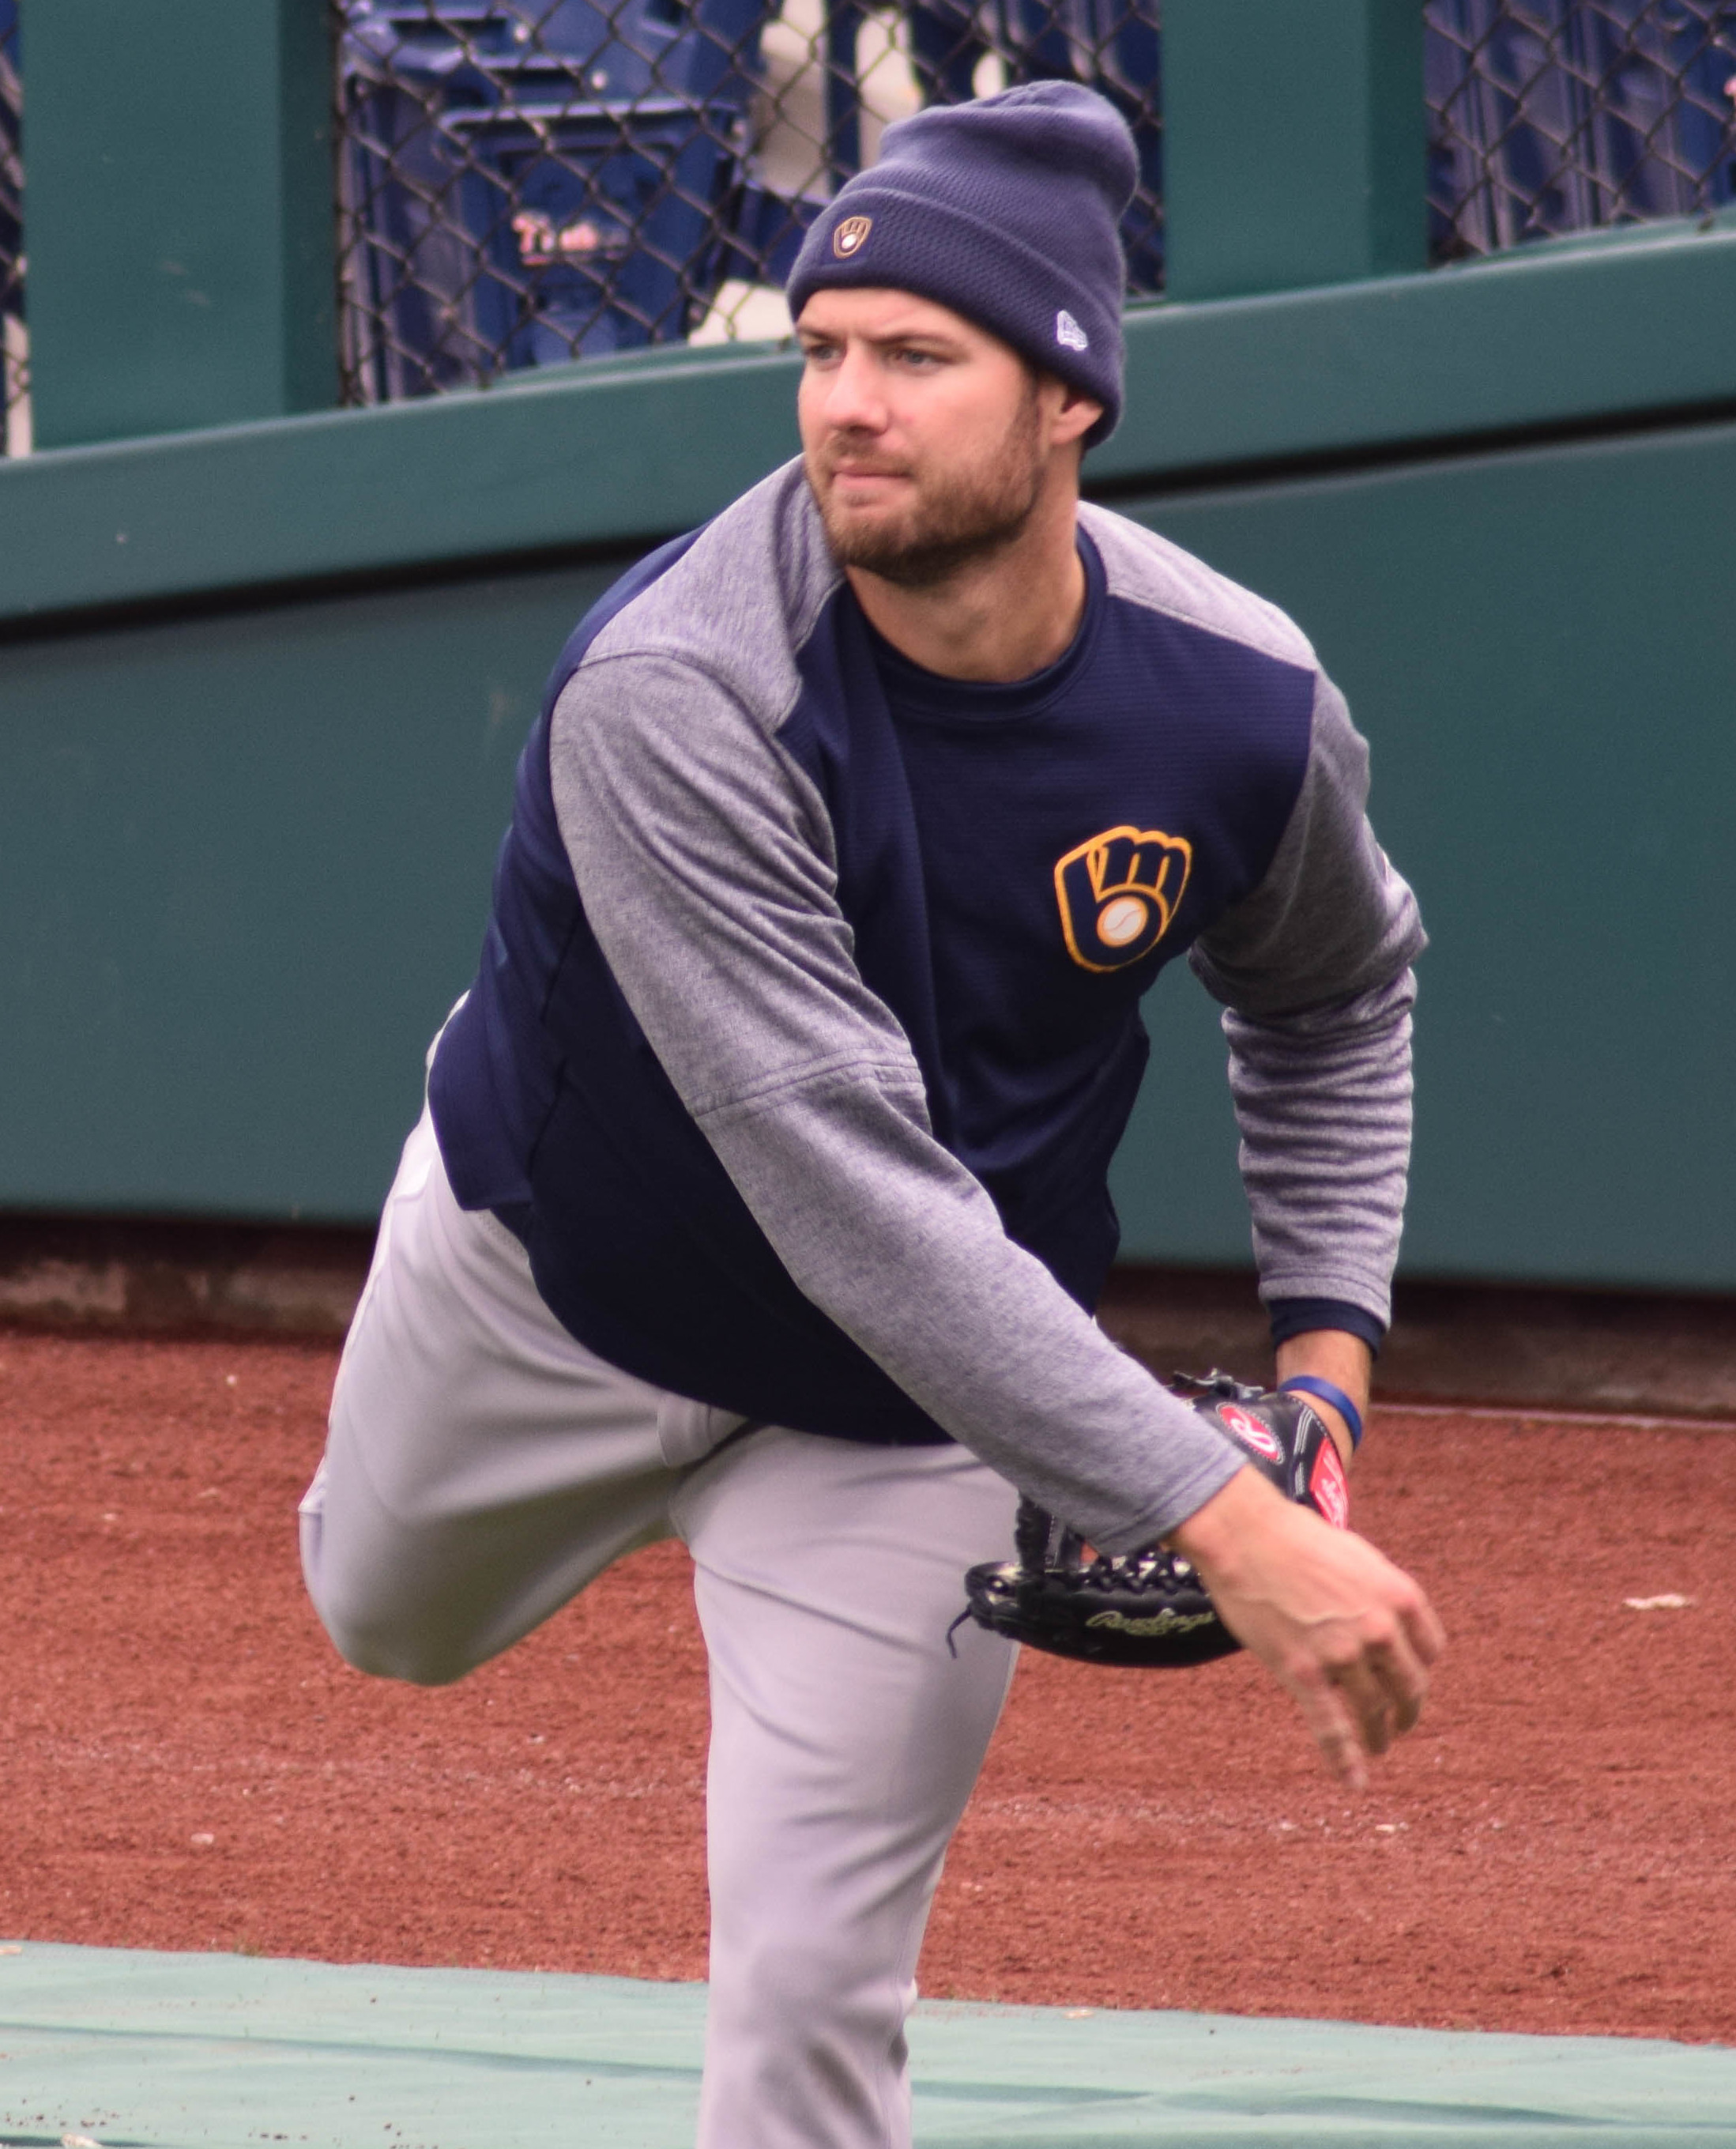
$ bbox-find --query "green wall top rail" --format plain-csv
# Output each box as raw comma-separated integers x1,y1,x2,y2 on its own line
2,216,1732,632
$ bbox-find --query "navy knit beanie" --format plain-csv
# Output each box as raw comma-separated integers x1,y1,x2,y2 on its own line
785,82,1135,447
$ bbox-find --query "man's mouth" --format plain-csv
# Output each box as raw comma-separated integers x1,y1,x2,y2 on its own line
827,462,912,497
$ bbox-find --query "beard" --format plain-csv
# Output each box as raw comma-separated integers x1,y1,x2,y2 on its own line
806,377,1048,588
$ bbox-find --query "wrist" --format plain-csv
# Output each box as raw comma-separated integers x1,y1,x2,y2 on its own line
1274,1329,1373,1470
1279,1374,1364,1454
1167,1462,1273,1577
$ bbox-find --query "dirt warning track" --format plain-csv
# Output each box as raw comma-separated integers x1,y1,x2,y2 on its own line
3,1331,1731,2042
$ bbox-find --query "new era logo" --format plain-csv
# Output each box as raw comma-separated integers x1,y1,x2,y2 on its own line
1055,309,1088,351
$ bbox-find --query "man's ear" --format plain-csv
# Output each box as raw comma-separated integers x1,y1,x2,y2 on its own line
1049,380,1104,449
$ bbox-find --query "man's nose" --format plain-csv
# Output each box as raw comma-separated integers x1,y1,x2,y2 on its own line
821,344,888,433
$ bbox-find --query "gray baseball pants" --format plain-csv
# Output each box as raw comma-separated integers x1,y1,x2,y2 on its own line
299,1106,1019,2149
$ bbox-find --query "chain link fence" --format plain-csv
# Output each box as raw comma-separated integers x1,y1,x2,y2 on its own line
1427,2,1736,258
337,0,1736,405
1,2,25,457
334,0,1162,402
1,6,1733,442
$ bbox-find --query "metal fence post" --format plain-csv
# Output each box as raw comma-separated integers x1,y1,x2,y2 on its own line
25,1,337,450
1163,0,1425,303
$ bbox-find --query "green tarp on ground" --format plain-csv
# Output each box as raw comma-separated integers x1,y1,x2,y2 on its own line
1,1942,1731,2148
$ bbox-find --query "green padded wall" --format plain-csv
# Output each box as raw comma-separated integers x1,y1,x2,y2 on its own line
0,564,613,1220
1112,418,1736,1286
2,413,1730,1290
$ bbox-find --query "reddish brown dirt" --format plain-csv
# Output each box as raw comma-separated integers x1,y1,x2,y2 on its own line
2,1330,1732,2043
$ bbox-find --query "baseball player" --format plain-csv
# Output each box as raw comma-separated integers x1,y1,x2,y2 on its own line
301,83,1443,2149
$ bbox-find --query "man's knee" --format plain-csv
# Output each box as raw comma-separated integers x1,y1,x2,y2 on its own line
307,1540,469,1685
317,1608,476,1687
299,1468,481,1687
303,1555,480,1687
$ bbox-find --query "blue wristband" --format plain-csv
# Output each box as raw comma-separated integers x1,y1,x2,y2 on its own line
1278,1375,1364,1453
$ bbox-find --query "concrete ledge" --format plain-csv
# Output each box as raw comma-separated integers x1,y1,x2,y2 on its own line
1099,1267,1736,1422
2,1219,1730,1420
0,1216,371,1340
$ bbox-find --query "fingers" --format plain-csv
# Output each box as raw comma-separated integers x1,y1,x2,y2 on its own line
1367,1577,1446,1739
1403,1586,1448,1670
1290,1576,1446,1785
1365,1616,1431,1738
1178,1477,1445,1789
1346,1597,1438,1733
1285,1661,1369,1793
1330,1643,1410,1755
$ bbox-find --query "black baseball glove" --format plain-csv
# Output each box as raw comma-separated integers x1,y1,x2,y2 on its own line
956,1372,1351,1668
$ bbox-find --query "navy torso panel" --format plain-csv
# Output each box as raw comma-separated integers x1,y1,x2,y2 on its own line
431,531,1314,1441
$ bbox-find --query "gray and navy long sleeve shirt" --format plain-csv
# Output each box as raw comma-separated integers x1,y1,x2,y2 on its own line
430,459,1425,1551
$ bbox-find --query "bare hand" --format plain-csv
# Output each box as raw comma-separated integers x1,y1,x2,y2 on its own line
1169,1466,1444,1790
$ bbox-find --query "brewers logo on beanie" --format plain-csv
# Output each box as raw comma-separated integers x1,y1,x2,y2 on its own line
785,82,1135,447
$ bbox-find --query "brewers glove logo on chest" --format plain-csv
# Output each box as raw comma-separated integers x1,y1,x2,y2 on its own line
1054,825,1192,972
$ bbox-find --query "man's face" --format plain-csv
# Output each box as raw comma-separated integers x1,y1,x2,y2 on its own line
796,288,1073,587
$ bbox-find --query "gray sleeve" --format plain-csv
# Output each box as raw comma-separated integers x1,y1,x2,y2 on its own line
1223,970,1416,1327
1189,671,1424,1328
549,652,1242,1551
1188,673,1425,1019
